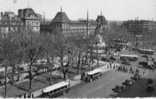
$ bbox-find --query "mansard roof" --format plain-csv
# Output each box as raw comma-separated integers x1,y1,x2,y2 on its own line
51,11,70,23
18,8,39,19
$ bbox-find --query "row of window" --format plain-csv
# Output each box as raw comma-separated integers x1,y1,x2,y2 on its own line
62,28,95,33
0,22,23,26
26,21,40,26
0,27,19,33
54,24,96,30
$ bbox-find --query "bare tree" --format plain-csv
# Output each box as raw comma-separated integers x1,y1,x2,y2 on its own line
53,32,70,80
68,35,87,73
0,32,21,97
17,30,44,93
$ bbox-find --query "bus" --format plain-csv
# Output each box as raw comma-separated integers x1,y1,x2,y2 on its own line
81,68,103,82
137,48,155,55
119,54,139,61
41,80,70,98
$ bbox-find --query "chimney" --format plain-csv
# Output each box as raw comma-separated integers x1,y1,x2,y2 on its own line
18,9,24,18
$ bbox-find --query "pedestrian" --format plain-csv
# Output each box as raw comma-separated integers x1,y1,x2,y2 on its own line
125,67,128,73
113,65,115,70
124,66,126,72
118,67,121,71
110,64,112,69
143,69,145,76
130,67,133,74
121,66,123,71
122,66,124,72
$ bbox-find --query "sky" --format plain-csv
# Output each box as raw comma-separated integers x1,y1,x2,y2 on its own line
0,0,156,21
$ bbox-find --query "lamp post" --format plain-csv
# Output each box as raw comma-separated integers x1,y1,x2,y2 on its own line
3,60,9,98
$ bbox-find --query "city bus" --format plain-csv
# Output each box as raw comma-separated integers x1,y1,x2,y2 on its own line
137,48,155,55
81,68,103,82
41,80,70,97
119,54,139,61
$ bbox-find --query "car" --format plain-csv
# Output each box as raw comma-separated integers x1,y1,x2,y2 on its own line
120,57,127,61
112,85,124,93
141,64,155,70
53,64,60,70
121,61,130,65
139,61,148,66
101,57,110,62
128,57,138,61
142,55,148,58
153,61,156,65
122,80,134,86
110,56,116,61
130,74,140,81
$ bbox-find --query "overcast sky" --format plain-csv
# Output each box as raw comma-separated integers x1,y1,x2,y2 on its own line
0,0,156,21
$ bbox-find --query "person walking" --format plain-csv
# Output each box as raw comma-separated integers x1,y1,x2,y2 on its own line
143,69,146,76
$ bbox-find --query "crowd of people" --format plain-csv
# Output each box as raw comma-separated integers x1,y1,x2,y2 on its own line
116,64,147,78
102,60,148,79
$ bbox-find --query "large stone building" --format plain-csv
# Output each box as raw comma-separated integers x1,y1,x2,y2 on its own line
18,8,41,32
0,12,23,35
41,10,107,37
122,20,156,34
0,8,41,34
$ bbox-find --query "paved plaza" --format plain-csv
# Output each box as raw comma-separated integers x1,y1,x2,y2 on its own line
61,71,131,98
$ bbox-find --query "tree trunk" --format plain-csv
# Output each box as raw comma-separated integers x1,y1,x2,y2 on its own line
90,48,94,64
77,52,81,74
29,62,32,90
17,66,20,81
11,64,15,84
84,55,88,65
96,43,99,68
4,65,7,97
60,55,66,80
47,55,51,65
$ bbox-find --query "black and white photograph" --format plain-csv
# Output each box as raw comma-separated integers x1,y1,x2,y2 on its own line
0,0,156,98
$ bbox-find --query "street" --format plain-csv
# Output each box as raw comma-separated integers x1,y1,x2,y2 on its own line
61,71,131,98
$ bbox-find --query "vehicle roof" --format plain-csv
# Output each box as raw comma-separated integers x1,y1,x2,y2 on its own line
43,80,69,93
139,48,155,52
120,54,138,58
87,68,102,75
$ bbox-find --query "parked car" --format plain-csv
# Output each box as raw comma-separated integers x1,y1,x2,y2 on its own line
122,79,134,86
101,57,110,62
142,55,148,58
139,61,155,69
112,85,125,93
121,60,130,65
139,61,148,66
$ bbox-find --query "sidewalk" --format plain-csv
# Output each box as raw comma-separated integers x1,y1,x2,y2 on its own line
69,75,81,87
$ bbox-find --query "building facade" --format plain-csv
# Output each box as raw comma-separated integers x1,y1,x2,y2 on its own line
41,10,107,37
18,8,41,32
0,12,23,35
0,8,41,34
122,20,156,34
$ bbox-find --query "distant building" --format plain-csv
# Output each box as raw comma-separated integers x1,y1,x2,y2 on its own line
18,8,40,32
142,20,156,32
122,20,156,34
41,10,107,37
0,8,41,35
0,11,23,35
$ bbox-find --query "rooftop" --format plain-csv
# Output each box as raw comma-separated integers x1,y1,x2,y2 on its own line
51,11,70,23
